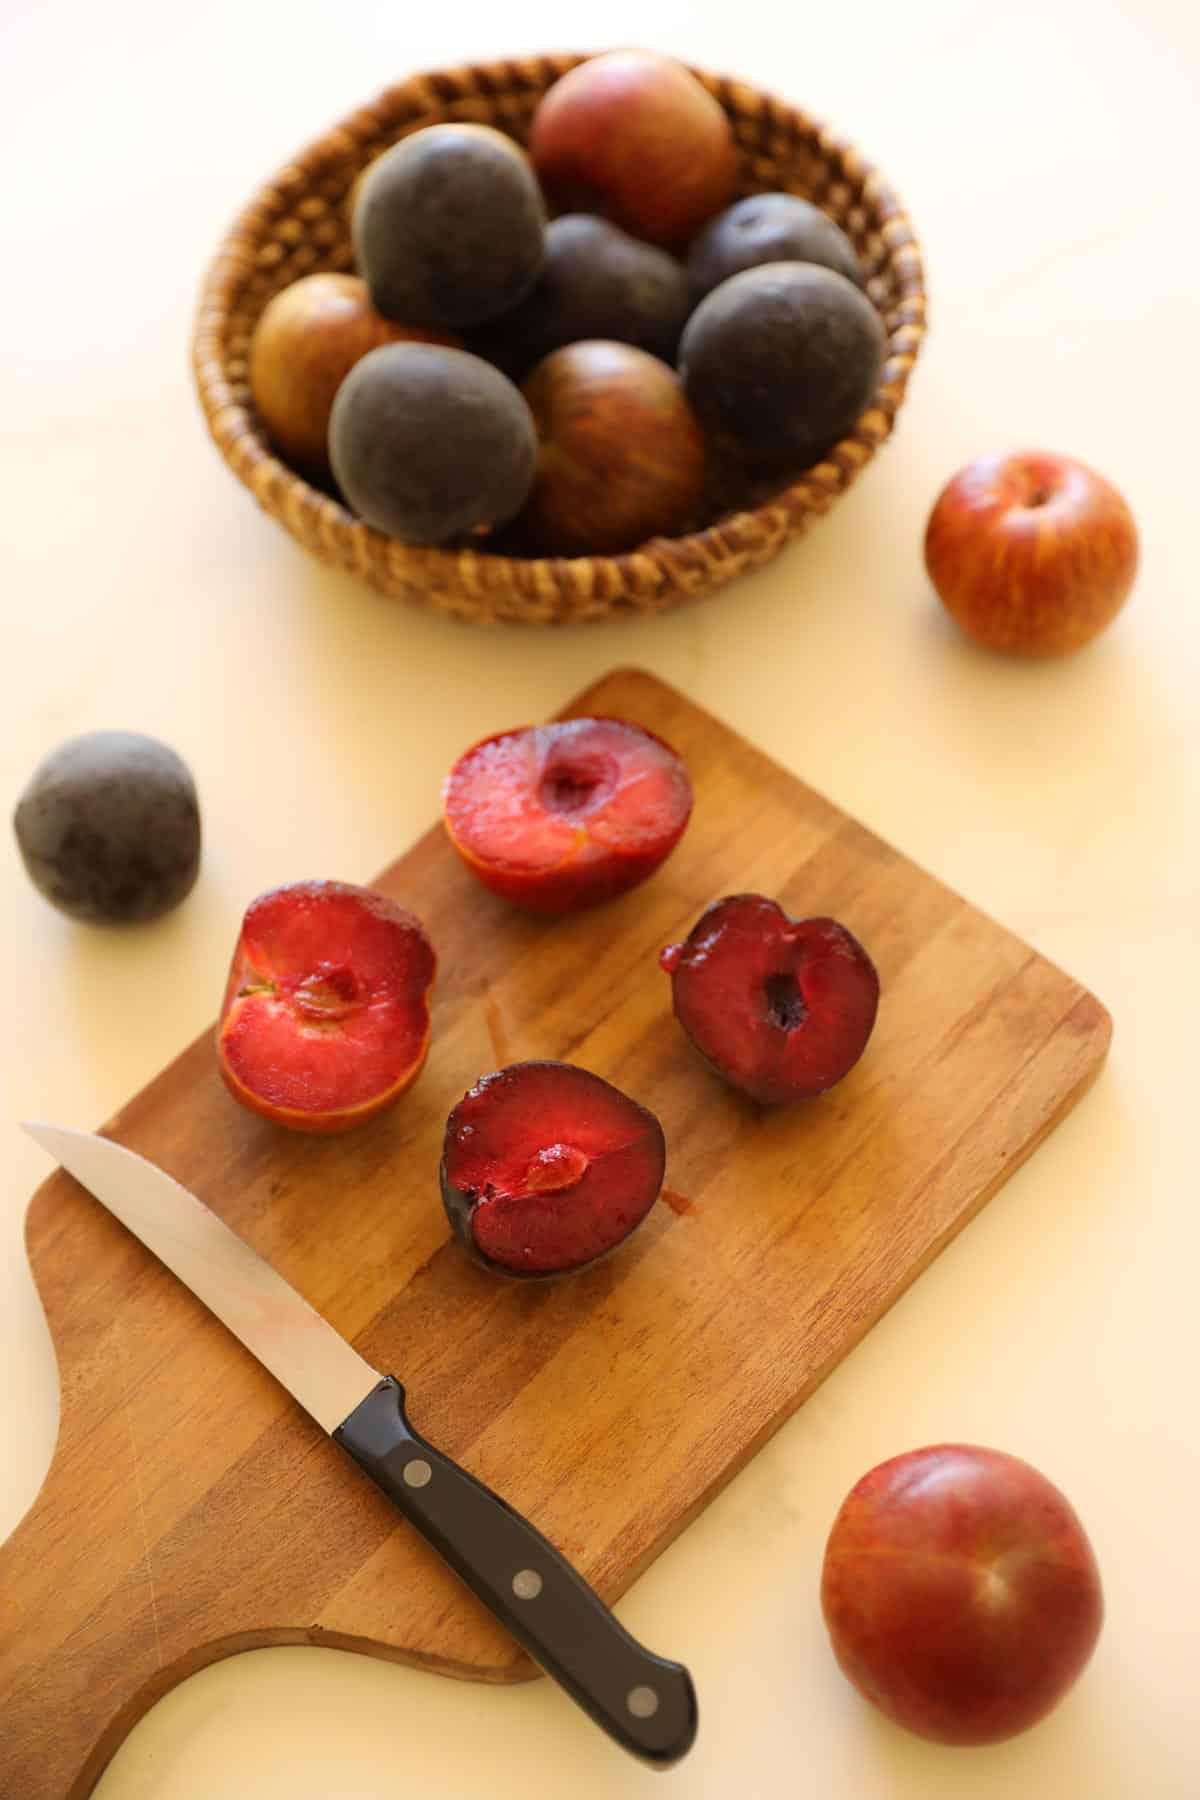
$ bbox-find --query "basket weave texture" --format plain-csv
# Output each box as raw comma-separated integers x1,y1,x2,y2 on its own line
192,54,927,625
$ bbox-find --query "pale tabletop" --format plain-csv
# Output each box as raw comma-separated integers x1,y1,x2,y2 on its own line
2,2,1196,1796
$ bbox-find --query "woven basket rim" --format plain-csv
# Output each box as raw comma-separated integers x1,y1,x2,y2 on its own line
191,52,927,619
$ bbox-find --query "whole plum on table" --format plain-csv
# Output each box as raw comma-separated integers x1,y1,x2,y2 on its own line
924,449,1139,656
821,1444,1104,1745
14,731,200,924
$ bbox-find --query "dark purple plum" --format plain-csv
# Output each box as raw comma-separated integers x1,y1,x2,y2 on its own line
328,343,537,544
467,214,692,380
14,731,200,924
678,261,885,474
686,193,865,304
353,123,545,330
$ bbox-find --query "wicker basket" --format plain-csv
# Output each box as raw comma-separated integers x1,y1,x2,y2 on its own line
192,53,926,625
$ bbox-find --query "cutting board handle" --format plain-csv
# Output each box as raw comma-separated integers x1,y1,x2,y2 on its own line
0,1172,299,1799
0,1450,228,1798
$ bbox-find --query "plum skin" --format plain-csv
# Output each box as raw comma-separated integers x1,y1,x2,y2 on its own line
678,261,885,474
527,50,736,252
686,192,866,303
247,272,457,477
924,450,1139,656
328,342,537,545
821,1444,1105,1745
466,214,692,380
353,123,546,330
517,340,708,558
13,730,200,924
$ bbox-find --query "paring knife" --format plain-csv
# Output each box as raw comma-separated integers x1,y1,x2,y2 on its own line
22,1122,698,1767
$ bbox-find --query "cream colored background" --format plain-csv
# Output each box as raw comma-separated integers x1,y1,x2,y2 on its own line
2,1,1196,1795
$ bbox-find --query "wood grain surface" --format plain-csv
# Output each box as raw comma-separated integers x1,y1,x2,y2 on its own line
0,668,1111,1798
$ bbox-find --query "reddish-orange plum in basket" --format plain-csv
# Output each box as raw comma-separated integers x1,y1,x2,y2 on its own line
517,339,707,557
528,50,735,251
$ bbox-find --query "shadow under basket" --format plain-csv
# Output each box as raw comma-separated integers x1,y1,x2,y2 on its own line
191,53,927,626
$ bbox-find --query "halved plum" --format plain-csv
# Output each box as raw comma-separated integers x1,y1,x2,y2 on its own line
661,895,880,1105
440,1060,666,1277
443,716,692,914
218,880,436,1133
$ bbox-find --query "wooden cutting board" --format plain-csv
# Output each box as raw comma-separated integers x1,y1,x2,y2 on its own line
0,668,1110,1798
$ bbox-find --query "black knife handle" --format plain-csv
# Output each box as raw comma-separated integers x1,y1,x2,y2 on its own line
334,1377,697,1766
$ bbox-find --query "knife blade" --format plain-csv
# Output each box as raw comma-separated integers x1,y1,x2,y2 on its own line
22,1122,698,1767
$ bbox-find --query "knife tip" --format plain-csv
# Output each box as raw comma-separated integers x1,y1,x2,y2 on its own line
21,1119,65,1152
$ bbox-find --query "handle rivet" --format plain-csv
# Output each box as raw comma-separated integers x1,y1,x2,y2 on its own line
512,1568,543,1600
403,1458,432,1488
627,1685,660,1719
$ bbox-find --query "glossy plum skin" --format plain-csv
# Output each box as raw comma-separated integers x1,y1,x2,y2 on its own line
661,895,879,1104
440,1060,667,1278
443,717,693,914
821,1444,1105,1746
528,51,735,250
518,341,707,557
217,880,435,1134
924,450,1139,656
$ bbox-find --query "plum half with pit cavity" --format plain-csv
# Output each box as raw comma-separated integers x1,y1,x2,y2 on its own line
661,895,880,1104
218,880,435,1133
441,1060,667,1278
443,717,693,914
